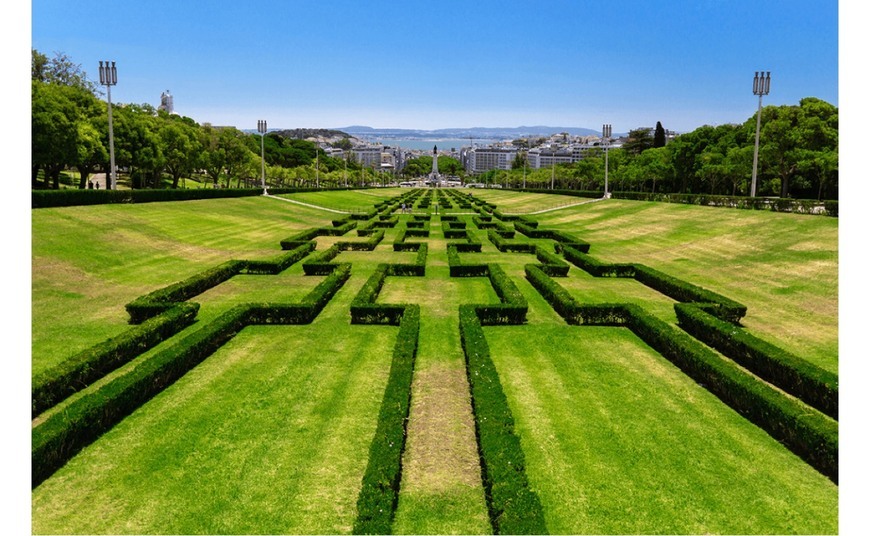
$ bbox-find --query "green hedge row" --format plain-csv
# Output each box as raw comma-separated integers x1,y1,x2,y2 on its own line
32,187,364,208
126,243,316,322
475,264,528,325
459,305,548,534
487,230,536,253
525,265,837,482
561,246,634,278
448,244,488,277
675,303,838,419
338,230,385,251
614,191,837,217
31,303,200,418
353,305,420,534
561,246,747,322
533,247,570,277
633,263,746,323
242,242,317,275
125,259,246,323
33,263,351,488
350,265,411,325
514,225,591,253
385,244,428,277
279,222,355,250
302,244,341,275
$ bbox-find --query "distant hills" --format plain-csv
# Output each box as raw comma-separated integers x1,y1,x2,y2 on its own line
338,125,607,139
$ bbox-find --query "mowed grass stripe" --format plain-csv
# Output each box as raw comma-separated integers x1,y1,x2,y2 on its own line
32,322,396,535
32,197,334,371
379,272,495,534
484,324,838,535
536,199,838,371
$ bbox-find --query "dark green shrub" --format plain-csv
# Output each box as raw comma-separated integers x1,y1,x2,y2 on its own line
447,245,488,277
125,260,246,323
675,303,838,419
459,305,548,534
353,306,419,534
633,264,746,322
561,246,635,277
303,245,341,275
31,303,199,417
487,230,535,253
243,242,316,274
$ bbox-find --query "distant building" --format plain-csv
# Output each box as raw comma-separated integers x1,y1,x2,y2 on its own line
464,146,517,173
528,147,574,169
157,90,175,114
352,145,385,168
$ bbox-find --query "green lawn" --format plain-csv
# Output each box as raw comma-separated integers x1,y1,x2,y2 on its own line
485,324,838,534
32,189,838,534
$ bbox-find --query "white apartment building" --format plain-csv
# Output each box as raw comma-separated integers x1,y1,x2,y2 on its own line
465,147,517,173
352,145,385,168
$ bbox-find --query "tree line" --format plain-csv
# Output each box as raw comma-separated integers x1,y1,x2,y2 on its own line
482,99,837,200
31,50,398,190
33,49,837,199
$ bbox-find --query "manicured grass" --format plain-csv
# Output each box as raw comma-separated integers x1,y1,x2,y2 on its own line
32,190,838,534
32,321,396,534
537,199,838,371
32,197,335,373
467,189,589,213
379,267,494,534
484,324,838,534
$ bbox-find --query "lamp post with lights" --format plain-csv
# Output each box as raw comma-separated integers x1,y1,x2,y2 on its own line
751,71,771,197
602,124,612,198
257,120,268,195
98,61,117,190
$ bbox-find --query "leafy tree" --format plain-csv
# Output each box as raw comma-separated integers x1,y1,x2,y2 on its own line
159,114,202,188
622,128,654,156
32,49,98,94
31,81,79,188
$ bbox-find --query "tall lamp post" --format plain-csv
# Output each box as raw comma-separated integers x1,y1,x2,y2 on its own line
98,61,117,190
602,124,612,198
257,120,268,195
751,71,771,197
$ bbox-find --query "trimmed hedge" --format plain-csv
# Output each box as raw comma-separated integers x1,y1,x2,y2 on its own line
352,305,420,534
31,302,200,417
242,242,316,275
633,264,746,322
350,265,407,325
533,247,570,277
459,305,548,534
32,263,351,488
525,265,837,482
487,230,536,253
675,303,838,419
302,245,341,275
125,260,246,323
560,246,747,322
338,230,385,251
448,244,488,277
561,246,634,278
31,187,367,208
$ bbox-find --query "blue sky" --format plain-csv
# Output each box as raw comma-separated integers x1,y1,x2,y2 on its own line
29,0,840,133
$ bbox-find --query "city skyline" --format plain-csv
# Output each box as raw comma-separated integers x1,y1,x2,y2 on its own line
29,0,840,133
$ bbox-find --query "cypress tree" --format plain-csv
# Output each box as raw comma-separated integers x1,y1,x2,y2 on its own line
653,121,667,147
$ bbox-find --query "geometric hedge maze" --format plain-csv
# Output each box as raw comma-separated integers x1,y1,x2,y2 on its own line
32,188,838,534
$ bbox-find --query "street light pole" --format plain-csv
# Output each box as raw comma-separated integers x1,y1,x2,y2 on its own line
258,120,268,195
98,61,117,190
603,124,612,198
751,71,771,197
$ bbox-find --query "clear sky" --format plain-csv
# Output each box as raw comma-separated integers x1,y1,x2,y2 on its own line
30,0,839,133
